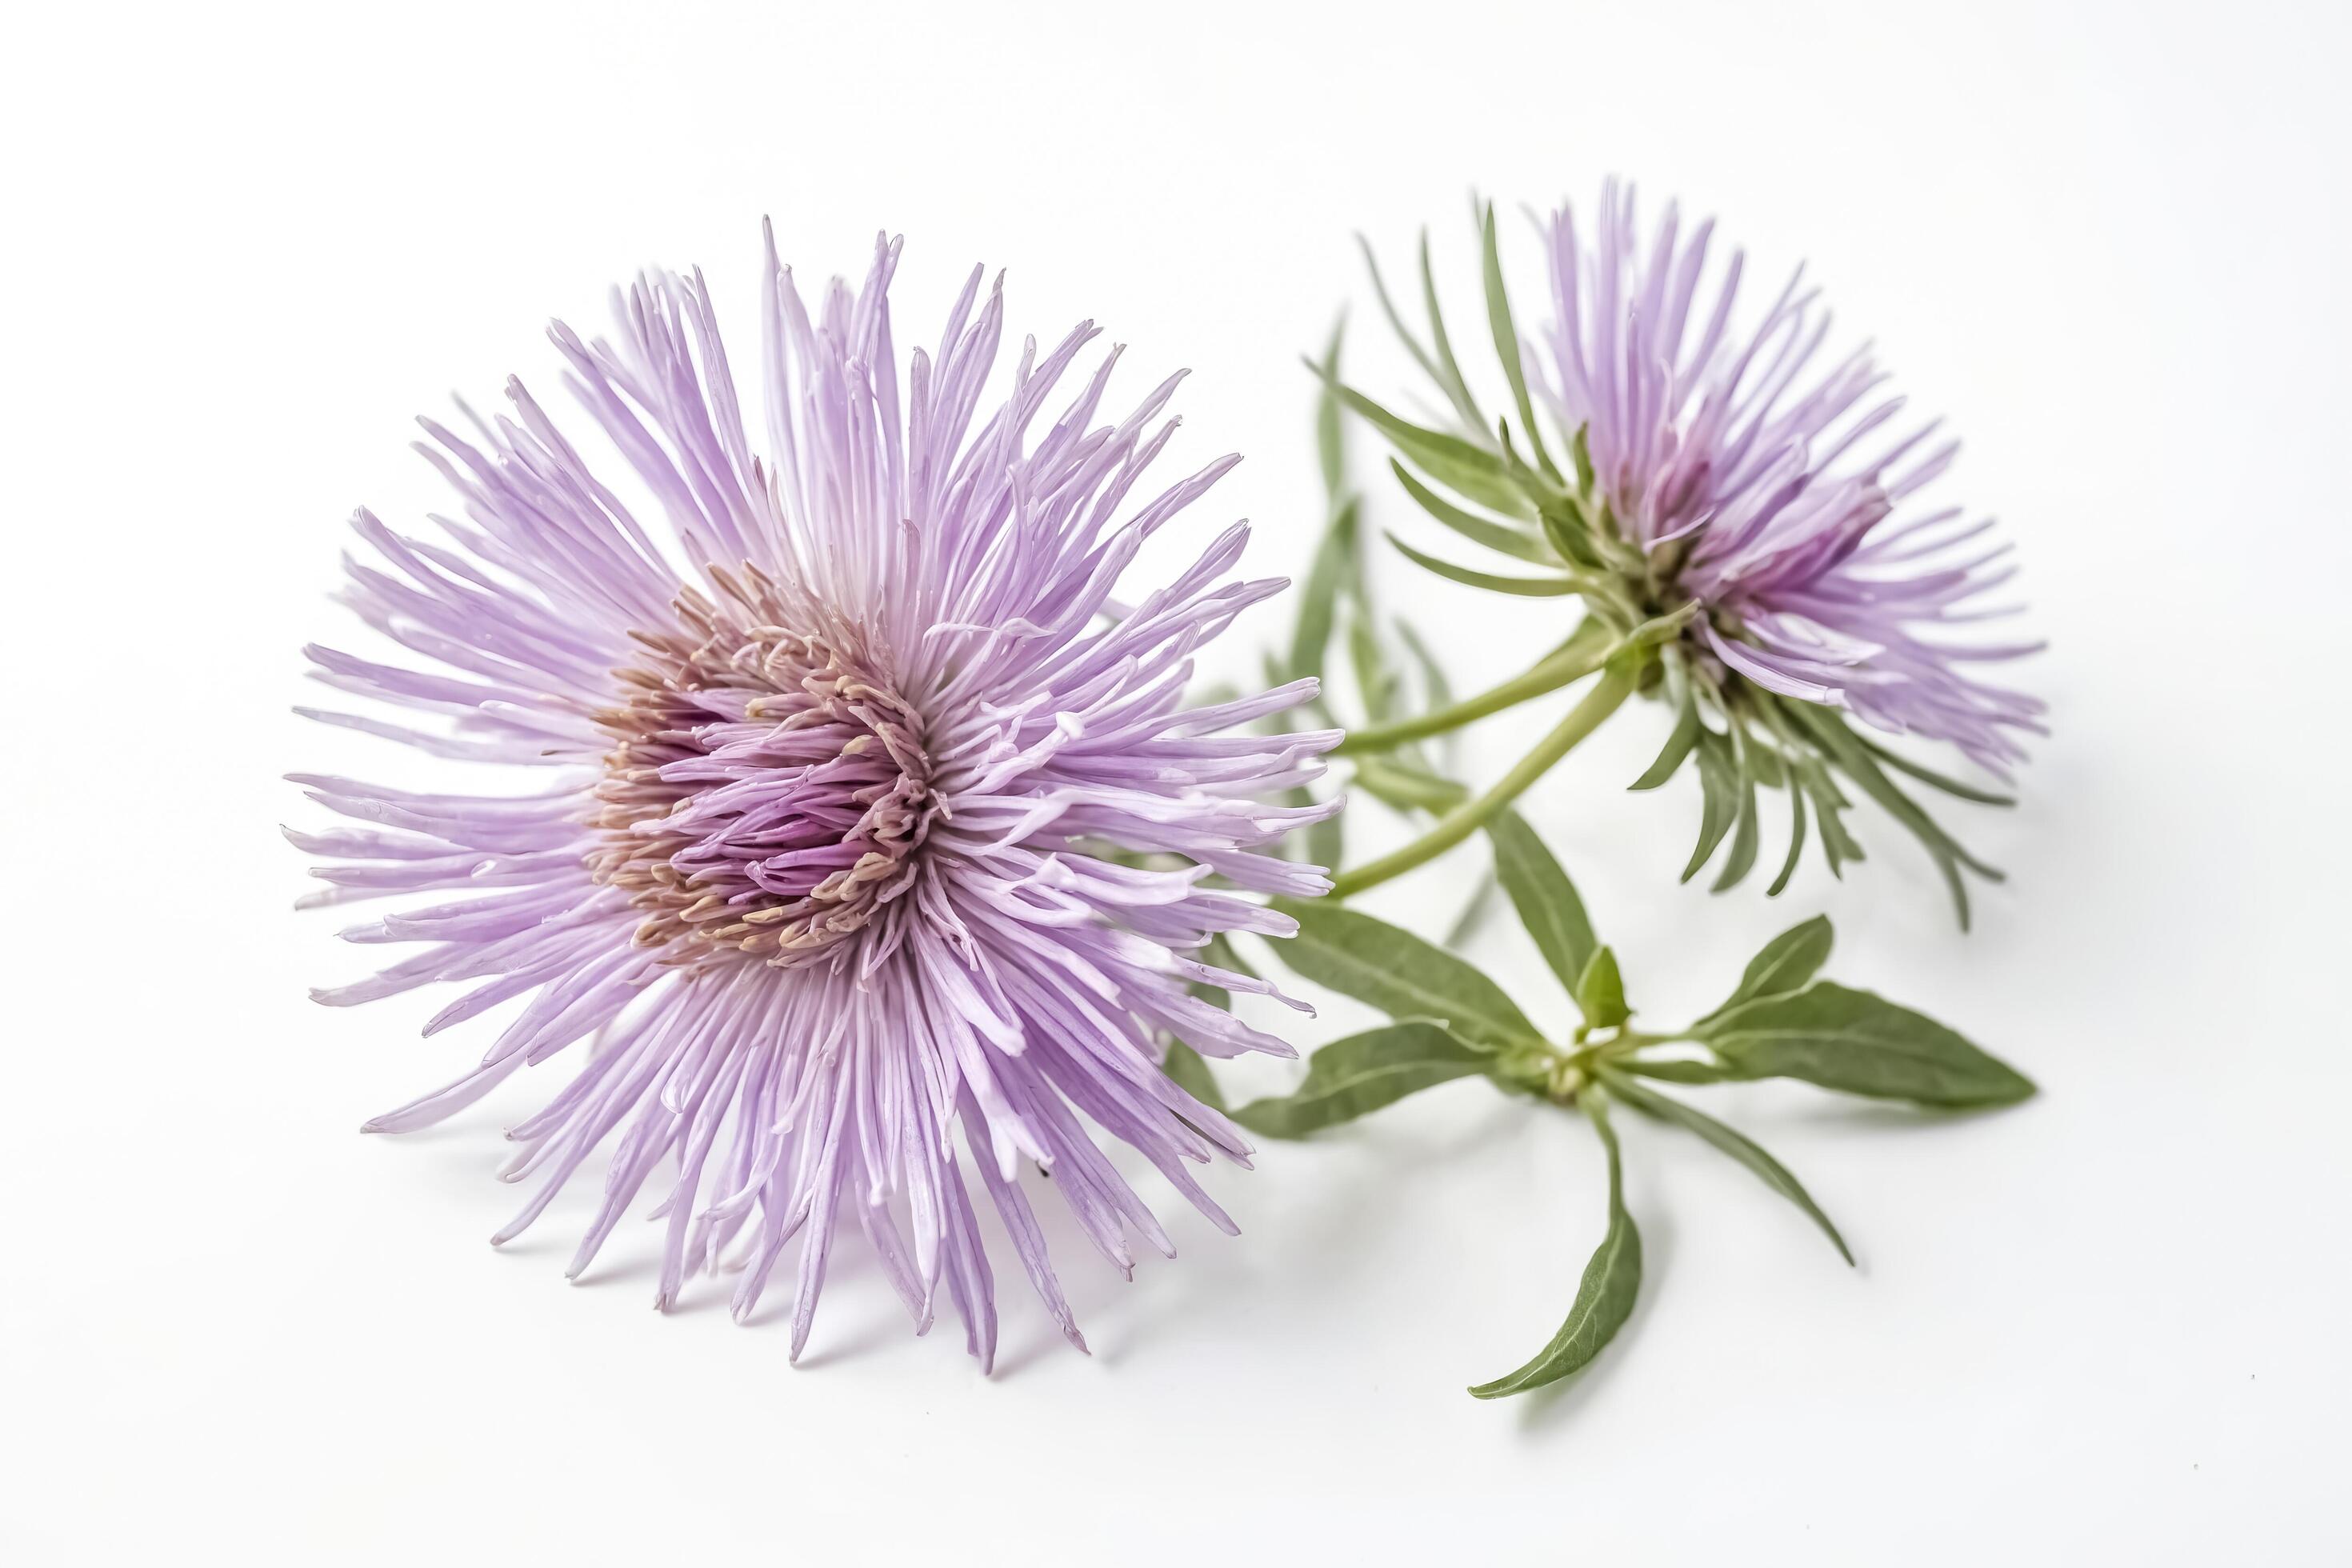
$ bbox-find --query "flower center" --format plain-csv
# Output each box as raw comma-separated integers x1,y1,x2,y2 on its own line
586,570,937,970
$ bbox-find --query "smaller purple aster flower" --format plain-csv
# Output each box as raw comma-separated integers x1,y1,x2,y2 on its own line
292,226,1339,1366
1335,182,2044,922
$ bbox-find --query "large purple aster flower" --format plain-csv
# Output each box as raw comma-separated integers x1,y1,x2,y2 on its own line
291,227,1338,1366
1338,182,2043,922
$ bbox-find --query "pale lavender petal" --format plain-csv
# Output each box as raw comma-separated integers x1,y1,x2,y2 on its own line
294,229,1334,1367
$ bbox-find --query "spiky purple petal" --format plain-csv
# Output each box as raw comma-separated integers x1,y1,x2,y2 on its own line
295,227,1336,1368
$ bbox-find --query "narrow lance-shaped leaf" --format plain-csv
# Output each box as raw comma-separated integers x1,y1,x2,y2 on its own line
1270,899,1542,1049
1346,614,1399,724
1418,229,1486,430
1288,498,1358,685
1387,532,1582,597
1388,459,1554,564
1306,792,1344,876
1445,875,1502,948
1480,199,1560,485
1308,362,1534,518
1766,769,1810,898
1795,754,1865,876
1229,1022,1491,1138
1694,982,2035,1109
1574,946,1629,1030
1858,732,2017,807
1483,807,1598,1006
1353,757,1468,814
1355,234,1454,417
1614,1055,1734,1086
1694,914,1834,1028
1629,653,1701,790
1314,315,1348,500
1710,733,1763,892
1681,727,1738,881
1469,1098,1642,1398
1785,700,1996,929
1394,619,1456,713
1392,616,1464,779
1598,1067,1853,1265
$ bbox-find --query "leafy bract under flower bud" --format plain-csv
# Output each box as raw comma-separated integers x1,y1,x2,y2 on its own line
1346,182,2046,922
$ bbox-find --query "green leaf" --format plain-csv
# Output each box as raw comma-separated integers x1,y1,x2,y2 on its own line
1444,874,1502,947
1394,618,1456,712
1796,755,1864,876
1352,756,1469,814
1480,200,1559,485
1858,734,2017,807
1470,1100,1642,1398
1483,807,1598,1006
1615,1056,1734,1085
1387,533,1581,597
1162,1041,1228,1113
1538,499,1605,571
1314,316,1347,501
1310,365,1533,517
1709,737,1763,892
1355,235,1449,406
1305,788,1344,881
1389,459,1553,564
1695,915,1834,1027
1287,498,1359,685
1392,618,1464,777
1766,770,1809,898
1346,613,1400,724
1270,899,1542,1049
1569,423,1595,494
1418,230,1486,430
1574,946,1629,1030
1599,1068,1852,1265
1694,982,2035,1109
1786,702,1997,930
1629,657,1701,790
1318,372,1496,472
1680,728,1738,881
1230,1021,1492,1138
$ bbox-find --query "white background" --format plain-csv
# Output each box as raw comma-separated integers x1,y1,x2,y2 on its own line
4,1,2346,1561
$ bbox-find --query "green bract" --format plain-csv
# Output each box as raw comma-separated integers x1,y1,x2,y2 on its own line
1317,202,2031,927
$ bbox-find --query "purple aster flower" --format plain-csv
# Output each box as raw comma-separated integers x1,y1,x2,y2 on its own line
1334,182,2043,921
292,226,1339,1367
1534,180,2042,774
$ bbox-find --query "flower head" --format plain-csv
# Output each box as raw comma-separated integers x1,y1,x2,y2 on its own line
293,227,1338,1366
1343,183,2042,920
1535,180,2042,774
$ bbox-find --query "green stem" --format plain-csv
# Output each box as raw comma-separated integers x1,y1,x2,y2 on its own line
1333,635,1615,758
1330,662,1638,898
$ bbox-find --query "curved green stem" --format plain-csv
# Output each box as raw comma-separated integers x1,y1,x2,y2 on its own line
1333,634,1614,758
1330,662,1638,898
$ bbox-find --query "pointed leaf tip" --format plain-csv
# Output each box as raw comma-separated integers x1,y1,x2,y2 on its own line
1270,899,1542,1050
1228,1022,1492,1138
1695,915,1834,1027
1694,982,2034,1109
1574,946,1629,1031
1469,1104,1641,1398
1483,808,1598,1010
